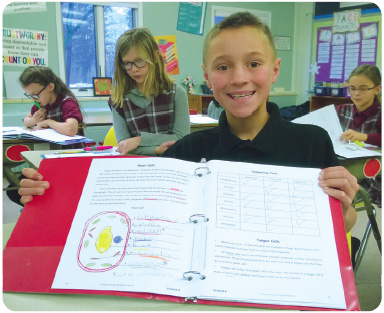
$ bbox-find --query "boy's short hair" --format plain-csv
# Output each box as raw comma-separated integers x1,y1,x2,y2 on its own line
203,11,277,64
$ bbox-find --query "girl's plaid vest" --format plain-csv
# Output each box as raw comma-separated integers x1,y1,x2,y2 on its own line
47,95,85,148
338,102,381,134
112,85,176,137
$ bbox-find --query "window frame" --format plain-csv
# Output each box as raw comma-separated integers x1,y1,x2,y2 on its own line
56,2,143,97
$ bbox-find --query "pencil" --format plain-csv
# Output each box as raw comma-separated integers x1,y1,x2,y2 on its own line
34,100,42,109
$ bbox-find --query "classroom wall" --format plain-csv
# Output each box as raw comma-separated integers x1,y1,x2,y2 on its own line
143,1,297,106
3,2,301,102
3,1,310,143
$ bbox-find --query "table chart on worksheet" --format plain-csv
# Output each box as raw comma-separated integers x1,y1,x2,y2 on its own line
215,172,320,236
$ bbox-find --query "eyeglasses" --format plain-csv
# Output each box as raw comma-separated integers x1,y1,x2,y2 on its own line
347,86,376,94
24,85,48,100
120,59,147,70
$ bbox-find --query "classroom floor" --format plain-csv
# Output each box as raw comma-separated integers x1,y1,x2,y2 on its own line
2,177,382,311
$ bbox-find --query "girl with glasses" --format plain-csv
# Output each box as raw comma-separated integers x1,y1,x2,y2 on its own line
20,66,85,145
109,28,189,156
337,64,381,147
337,64,382,207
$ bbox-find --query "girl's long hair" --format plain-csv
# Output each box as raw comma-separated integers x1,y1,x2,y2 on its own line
111,28,173,107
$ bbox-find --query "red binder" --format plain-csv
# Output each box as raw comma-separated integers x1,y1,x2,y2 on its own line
3,157,360,310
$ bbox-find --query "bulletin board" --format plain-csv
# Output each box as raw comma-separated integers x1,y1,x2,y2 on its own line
311,10,381,85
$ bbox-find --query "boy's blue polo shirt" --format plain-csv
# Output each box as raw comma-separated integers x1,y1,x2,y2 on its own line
163,102,339,169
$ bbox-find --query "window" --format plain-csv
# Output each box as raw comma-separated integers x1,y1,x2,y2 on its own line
58,2,141,96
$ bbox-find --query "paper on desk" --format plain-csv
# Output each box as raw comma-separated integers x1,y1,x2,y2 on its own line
292,105,381,158
189,115,218,125
42,147,120,159
2,126,92,145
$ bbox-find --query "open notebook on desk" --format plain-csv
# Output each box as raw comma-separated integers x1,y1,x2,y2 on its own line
2,126,93,145
292,105,381,159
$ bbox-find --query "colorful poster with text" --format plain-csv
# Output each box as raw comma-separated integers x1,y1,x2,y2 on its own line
3,28,48,67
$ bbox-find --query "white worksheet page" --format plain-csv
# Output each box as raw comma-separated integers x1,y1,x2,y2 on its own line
52,158,205,297
292,105,381,158
199,160,346,309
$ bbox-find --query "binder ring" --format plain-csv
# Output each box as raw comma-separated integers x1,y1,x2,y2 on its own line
194,166,211,177
185,297,198,303
183,271,206,281
189,214,209,224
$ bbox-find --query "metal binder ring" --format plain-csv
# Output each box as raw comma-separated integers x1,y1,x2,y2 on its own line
185,297,198,303
189,214,209,224
194,166,211,177
183,271,206,281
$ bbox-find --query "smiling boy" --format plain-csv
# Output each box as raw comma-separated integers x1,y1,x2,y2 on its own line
19,12,358,232
162,12,358,231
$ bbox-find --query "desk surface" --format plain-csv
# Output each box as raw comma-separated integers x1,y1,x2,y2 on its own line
84,114,113,126
21,150,60,169
83,113,217,127
2,223,257,311
338,155,381,181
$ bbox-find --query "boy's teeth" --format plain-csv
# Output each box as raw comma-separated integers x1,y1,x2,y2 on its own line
231,92,253,99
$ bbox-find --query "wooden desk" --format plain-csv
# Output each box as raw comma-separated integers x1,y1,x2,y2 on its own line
310,96,351,111
188,94,214,114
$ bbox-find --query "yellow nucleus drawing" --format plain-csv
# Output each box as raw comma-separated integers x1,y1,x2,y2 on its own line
95,226,113,253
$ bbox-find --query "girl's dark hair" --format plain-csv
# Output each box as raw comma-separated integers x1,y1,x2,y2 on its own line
19,66,86,124
19,66,77,101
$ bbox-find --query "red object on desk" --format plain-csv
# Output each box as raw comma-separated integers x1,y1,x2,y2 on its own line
189,109,197,115
5,144,30,162
3,157,359,311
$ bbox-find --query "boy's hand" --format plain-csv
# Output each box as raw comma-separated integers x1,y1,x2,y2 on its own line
318,166,358,232
18,168,50,205
155,141,175,155
340,129,367,143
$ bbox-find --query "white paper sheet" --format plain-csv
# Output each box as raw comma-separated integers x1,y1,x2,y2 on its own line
41,148,121,159
2,126,90,145
292,105,381,158
52,158,347,309
52,158,203,296
189,115,218,125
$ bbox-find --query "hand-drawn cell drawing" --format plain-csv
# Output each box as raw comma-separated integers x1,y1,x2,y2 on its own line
77,211,131,272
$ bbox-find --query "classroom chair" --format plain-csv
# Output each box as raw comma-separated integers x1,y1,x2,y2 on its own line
103,126,118,147
351,186,382,274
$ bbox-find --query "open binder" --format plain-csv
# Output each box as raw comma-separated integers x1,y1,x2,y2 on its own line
2,127,93,145
3,157,359,310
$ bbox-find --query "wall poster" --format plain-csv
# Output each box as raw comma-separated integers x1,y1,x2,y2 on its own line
154,35,180,76
3,27,48,67
315,21,378,83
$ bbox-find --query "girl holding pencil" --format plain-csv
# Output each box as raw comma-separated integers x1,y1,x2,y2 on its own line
21,66,85,142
